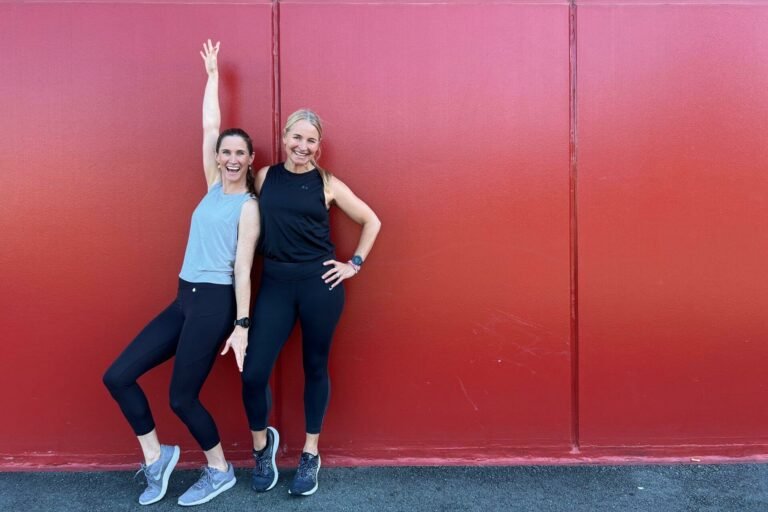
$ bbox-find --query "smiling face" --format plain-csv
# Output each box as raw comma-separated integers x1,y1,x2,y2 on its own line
216,135,254,184
282,118,321,171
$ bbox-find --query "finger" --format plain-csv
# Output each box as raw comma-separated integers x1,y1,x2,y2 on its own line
329,271,346,288
323,260,336,266
215,41,220,52
322,268,337,279
324,269,340,283
235,349,244,372
220,342,230,356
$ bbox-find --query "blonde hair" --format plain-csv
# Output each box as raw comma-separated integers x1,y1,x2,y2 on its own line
283,109,332,193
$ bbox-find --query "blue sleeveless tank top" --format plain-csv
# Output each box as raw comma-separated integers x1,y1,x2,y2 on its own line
257,163,335,262
179,181,252,285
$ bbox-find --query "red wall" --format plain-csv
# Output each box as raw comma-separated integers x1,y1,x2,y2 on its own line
1,0,767,469
577,1,768,453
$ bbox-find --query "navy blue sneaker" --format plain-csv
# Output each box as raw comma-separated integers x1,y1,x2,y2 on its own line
251,426,280,492
288,452,321,496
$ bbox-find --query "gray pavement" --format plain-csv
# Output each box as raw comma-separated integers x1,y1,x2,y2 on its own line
1,464,767,511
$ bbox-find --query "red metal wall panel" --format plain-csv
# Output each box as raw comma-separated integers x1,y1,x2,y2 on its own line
577,4,768,451
276,3,573,462
0,2,274,465
2,0,768,468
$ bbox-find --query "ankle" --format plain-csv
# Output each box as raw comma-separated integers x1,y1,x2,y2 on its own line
144,450,161,466
209,461,229,473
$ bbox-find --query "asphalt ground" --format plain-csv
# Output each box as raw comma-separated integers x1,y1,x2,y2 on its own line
2,463,767,511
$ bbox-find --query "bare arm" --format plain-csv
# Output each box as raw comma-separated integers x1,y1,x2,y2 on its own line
201,40,221,189
254,166,270,196
220,199,260,372
322,176,382,288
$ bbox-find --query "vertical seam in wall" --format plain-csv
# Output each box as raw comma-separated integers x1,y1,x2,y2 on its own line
569,0,581,454
271,0,283,438
272,0,282,162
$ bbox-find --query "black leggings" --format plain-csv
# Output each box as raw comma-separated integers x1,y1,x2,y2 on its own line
103,279,234,451
242,257,345,434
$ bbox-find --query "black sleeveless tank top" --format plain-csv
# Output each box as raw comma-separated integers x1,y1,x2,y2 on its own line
257,162,335,262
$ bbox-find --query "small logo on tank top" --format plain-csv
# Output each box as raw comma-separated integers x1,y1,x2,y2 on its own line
301,185,309,190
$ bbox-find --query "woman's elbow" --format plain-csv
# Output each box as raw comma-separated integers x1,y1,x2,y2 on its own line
367,215,382,234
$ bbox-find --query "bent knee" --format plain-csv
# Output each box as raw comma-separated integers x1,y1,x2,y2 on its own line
102,366,126,393
169,394,198,416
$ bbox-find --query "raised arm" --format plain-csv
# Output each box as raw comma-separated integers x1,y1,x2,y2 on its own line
200,39,221,188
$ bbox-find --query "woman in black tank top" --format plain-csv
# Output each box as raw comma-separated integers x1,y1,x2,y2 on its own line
241,109,382,496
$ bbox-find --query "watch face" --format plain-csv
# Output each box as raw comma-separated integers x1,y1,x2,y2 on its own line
236,318,251,328
352,255,364,266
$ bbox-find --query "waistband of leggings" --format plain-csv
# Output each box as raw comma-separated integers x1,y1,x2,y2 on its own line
178,278,233,290
262,254,335,281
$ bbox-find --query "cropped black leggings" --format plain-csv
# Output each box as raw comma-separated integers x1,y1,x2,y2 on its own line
242,258,345,434
103,279,234,451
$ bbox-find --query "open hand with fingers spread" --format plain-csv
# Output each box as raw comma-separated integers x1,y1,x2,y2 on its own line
200,39,220,76
322,259,357,289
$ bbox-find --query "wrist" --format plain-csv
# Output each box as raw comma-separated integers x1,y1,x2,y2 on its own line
234,317,250,329
348,254,363,274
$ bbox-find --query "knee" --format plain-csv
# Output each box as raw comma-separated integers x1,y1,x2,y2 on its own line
302,358,329,383
241,365,271,392
169,392,196,418
102,366,124,394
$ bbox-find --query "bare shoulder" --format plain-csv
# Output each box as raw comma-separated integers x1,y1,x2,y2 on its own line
255,165,270,195
239,198,260,231
329,173,356,202
241,197,259,216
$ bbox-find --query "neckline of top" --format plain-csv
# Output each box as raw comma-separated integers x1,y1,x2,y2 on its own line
280,162,317,176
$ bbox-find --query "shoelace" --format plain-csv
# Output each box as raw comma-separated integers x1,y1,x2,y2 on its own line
256,452,272,476
296,455,316,479
192,467,214,489
134,464,156,485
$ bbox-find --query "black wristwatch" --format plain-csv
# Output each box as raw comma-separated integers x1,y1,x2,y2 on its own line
351,255,364,267
234,317,251,329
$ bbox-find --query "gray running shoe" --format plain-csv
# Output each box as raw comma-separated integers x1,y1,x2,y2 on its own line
177,463,236,506
136,444,180,506
288,452,321,496
251,426,280,492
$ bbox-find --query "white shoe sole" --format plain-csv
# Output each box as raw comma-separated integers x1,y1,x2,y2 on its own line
139,445,180,506
177,475,237,507
266,426,280,491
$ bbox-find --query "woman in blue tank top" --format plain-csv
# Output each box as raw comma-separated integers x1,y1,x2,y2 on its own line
241,109,382,495
103,40,260,506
